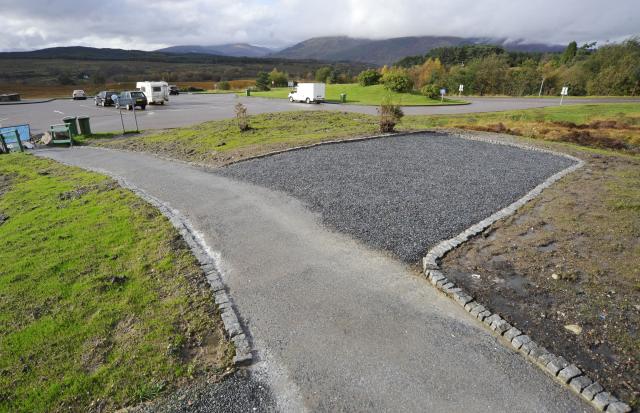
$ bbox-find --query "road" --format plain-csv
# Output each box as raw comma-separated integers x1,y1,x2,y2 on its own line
36,144,589,412
3,93,638,135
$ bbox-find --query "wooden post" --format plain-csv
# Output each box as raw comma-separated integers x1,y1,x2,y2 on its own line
15,133,24,152
0,133,7,154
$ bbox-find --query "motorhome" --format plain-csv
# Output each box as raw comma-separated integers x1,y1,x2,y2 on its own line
288,83,325,103
136,81,169,104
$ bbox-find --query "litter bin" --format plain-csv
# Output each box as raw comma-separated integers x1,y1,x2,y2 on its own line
62,116,78,136
77,116,92,136
246,89,251,97
340,93,347,103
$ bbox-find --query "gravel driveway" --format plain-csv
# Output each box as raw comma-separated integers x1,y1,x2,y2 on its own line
218,132,576,262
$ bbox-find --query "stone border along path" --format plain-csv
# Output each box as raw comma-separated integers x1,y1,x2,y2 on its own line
421,131,632,413
36,161,254,367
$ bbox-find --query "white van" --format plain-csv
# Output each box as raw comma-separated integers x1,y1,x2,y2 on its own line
288,83,325,104
136,81,169,104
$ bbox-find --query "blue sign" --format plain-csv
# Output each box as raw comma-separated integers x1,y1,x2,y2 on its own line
0,124,31,143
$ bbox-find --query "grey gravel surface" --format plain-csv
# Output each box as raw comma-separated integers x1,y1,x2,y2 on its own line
132,370,276,413
37,146,589,412
218,132,575,262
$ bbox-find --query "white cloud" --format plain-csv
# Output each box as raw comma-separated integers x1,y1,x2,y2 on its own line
0,0,637,51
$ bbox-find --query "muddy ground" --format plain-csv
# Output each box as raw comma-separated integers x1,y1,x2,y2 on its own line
442,144,640,408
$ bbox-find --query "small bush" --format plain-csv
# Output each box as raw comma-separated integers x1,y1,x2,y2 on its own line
357,69,381,86
420,84,440,99
378,97,404,133
234,103,250,131
381,69,413,93
217,81,230,90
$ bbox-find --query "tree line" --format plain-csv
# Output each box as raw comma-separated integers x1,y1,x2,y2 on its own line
379,39,640,96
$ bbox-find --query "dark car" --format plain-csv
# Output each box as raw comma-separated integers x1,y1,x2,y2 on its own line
114,91,147,110
169,85,180,95
94,91,118,106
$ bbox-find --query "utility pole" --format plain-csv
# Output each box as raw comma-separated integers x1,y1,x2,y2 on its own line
538,77,545,97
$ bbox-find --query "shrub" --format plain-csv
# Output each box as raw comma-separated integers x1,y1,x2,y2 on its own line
420,84,440,99
377,97,404,133
357,69,381,86
234,103,250,131
381,69,413,93
255,72,270,91
217,81,230,90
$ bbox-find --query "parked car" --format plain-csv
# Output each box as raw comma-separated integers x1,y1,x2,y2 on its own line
72,89,87,100
94,91,118,106
114,91,147,110
169,85,180,95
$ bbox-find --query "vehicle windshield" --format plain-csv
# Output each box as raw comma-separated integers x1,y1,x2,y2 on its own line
130,91,145,98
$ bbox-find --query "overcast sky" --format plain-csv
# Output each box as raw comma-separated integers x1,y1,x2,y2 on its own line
0,0,637,51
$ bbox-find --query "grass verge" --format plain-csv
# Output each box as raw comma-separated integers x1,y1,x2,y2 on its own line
400,103,640,153
0,154,233,412
245,83,466,106
90,111,380,166
89,103,640,166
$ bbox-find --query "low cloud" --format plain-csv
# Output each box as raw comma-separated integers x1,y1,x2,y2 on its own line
0,0,637,51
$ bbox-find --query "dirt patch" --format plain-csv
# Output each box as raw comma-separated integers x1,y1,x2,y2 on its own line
442,150,640,408
59,180,119,201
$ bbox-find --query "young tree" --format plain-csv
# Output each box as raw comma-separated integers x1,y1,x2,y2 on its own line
269,68,289,87
255,72,270,91
561,41,578,64
357,69,381,86
315,66,333,83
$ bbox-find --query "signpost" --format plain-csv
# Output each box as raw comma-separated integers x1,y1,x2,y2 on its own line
458,84,464,97
440,88,446,102
560,86,569,105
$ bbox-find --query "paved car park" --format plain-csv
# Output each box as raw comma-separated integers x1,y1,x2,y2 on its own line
2,93,638,135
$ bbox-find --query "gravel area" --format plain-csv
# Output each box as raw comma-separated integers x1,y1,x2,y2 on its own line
218,132,576,262
131,370,276,413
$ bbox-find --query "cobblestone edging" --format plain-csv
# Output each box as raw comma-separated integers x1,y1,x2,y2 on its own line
116,181,254,366
35,155,253,367
421,133,632,413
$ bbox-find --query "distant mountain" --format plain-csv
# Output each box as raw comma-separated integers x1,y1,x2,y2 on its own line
271,36,564,65
156,43,274,58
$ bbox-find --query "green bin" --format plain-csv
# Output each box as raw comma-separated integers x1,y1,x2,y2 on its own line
340,93,347,103
77,116,92,136
246,89,251,96
62,116,78,136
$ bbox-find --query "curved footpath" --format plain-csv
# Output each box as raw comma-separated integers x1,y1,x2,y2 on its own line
36,144,589,412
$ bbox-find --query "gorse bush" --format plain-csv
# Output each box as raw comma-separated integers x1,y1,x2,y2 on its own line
234,102,250,131
381,69,413,93
357,69,382,86
378,97,404,133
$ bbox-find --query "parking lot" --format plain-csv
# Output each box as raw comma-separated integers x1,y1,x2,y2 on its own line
2,94,639,135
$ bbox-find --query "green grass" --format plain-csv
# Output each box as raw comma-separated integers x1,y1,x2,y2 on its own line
73,131,140,145
91,103,640,166
245,83,467,106
0,154,232,412
92,111,380,164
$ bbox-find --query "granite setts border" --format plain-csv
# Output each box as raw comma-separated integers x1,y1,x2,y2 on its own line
421,132,632,413
34,155,253,367
112,178,254,366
